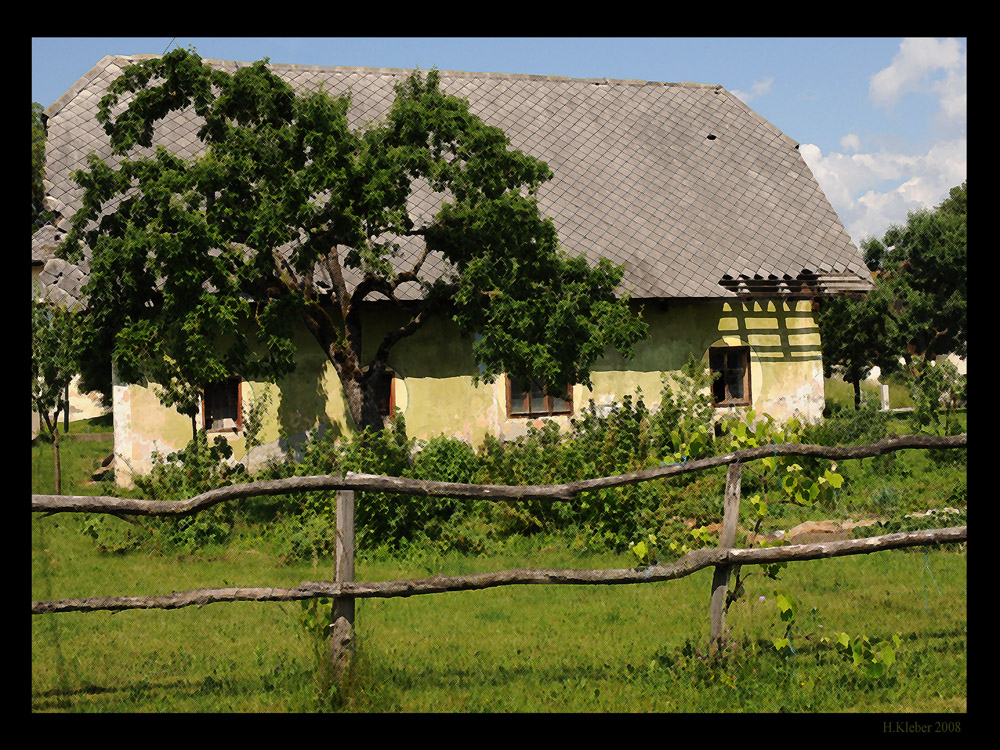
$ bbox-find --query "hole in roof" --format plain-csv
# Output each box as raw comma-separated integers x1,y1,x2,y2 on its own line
706,134,717,140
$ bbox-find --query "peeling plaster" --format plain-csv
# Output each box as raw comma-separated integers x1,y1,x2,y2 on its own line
112,300,827,485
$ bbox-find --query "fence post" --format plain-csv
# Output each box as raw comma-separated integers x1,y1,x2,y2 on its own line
709,462,741,647
330,489,355,681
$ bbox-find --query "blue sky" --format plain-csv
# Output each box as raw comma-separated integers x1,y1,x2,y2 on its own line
32,37,966,247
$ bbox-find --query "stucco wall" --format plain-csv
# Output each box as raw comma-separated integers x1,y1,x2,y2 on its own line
113,299,824,485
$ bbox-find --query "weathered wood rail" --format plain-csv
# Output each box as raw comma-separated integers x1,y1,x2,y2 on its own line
32,433,967,669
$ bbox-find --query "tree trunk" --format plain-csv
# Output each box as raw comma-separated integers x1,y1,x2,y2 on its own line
853,378,862,410
340,368,385,433
51,414,62,496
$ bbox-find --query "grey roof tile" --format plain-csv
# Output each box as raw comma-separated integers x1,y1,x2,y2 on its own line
35,55,870,301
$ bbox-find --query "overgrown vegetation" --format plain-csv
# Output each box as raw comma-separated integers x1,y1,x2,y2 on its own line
76,357,966,565
32,364,966,713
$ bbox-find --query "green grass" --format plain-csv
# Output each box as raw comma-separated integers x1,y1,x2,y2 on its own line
31,413,966,713
824,374,914,410
32,514,966,713
32,428,114,497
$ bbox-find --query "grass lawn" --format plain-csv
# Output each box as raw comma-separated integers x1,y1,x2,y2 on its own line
32,513,967,713
824,374,914,410
32,420,114,498
31,414,966,713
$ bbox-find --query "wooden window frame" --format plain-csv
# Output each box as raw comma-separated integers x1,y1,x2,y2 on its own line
506,375,573,418
202,377,243,433
709,346,751,407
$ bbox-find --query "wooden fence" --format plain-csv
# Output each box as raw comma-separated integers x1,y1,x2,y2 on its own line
32,433,967,675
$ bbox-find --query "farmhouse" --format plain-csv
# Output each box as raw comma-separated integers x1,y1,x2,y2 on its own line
33,55,873,484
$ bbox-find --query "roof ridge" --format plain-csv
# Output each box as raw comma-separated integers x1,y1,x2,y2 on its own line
109,53,724,90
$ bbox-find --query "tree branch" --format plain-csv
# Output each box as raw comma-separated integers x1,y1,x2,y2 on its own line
371,309,429,375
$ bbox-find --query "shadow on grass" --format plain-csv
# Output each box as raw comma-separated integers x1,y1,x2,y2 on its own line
31,665,320,712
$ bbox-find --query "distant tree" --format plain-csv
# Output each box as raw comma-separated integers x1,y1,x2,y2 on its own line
32,102,51,232
862,182,967,374
60,49,647,432
817,283,899,410
32,299,83,494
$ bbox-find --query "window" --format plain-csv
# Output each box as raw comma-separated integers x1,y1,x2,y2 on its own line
709,346,751,407
506,376,573,418
203,378,242,432
370,368,396,418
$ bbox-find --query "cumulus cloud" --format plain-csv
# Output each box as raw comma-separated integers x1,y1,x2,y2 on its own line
731,77,774,104
870,37,966,125
839,133,862,153
801,138,967,245
797,39,967,247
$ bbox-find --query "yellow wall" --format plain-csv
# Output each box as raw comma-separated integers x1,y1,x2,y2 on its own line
113,299,824,485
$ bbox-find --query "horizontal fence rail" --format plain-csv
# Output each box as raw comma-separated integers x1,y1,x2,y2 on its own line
31,434,967,619
32,526,966,615
32,433,966,517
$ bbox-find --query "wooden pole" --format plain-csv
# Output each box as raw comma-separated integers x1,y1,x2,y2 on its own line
709,463,742,646
330,490,355,681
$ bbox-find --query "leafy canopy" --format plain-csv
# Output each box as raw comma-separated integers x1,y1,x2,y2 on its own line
861,181,967,367
32,102,51,232
31,298,82,427
60,48,647,428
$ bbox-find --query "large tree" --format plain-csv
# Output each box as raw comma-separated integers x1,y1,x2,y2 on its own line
60,49,647,432
861,181,967,374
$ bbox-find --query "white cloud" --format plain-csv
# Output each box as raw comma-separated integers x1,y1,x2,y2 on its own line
870,37,966,125
798,38,968,247
839,133,862,153
801,138,966,245
731,77,774,104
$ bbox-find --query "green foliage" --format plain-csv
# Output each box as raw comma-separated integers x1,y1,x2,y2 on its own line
906,356,966,436
32,102,52,232
648,355,718,462
31,299,82,431
817,286,898,409
822,632,902,680
61,48,646,429
809,396,891,445
83,430,250,554
767,594,903,680
135,429,248,502
32,297,85,494
718,410,842,509
650,637,761,689
819,181,966,415
862,182,967,369
243,386,273,452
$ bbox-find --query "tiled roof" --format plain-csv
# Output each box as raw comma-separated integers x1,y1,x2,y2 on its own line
31,223,62,265
36,55,872,306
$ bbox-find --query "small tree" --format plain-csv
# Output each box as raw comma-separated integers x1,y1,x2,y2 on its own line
906,355,966,436
31,299,83,494
817,285,899,410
